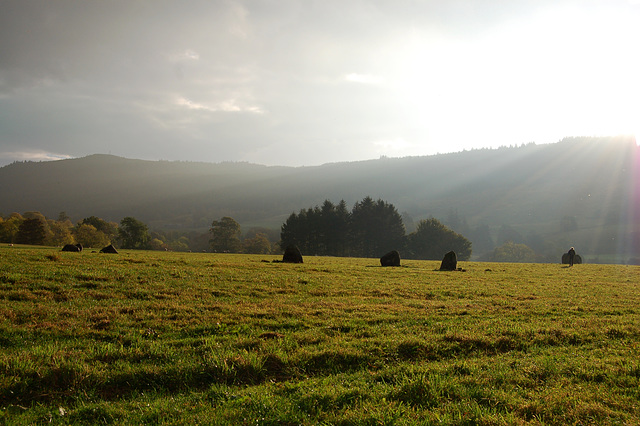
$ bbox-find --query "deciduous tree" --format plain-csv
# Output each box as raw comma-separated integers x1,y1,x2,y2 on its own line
407,218,472,260
15,218,47,245
81,216,118,241
0,214,23,243
46,220,74,246
243,232,272,254
75,224,110,248
119,217,151,249
491,241,536,263
210,217,242,253
150,238,167,251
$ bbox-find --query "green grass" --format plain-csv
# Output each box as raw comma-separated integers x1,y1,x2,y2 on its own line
1,245,639,425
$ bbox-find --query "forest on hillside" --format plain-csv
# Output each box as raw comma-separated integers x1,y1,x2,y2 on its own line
1,136,638,263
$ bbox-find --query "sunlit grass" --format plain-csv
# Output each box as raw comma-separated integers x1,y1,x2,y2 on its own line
1,245,639,424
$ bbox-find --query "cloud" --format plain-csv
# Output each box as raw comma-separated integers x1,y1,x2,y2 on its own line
175,96,264,114
0,150,73,166
168,49,201,62
0,1,638,167
344,73,385,85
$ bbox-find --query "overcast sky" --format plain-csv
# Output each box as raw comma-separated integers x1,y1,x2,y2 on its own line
1,0,638,167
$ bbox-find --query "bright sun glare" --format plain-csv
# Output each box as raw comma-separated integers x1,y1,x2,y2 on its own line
386,4,639,154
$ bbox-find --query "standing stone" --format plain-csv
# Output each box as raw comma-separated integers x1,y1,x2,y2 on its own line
100,244,119,254
439,251,457,271
282,245,303,263
380,250,401,267
561,252,582,264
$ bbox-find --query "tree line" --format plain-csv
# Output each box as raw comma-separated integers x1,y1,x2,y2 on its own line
279,197,472,260
1,198,472,260
0,212,153,250
0,212,280,253
3,207,580,263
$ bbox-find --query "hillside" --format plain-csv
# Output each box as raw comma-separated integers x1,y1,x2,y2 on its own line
0,136,638,260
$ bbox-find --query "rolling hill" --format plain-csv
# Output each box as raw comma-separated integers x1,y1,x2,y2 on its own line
1,136,638,261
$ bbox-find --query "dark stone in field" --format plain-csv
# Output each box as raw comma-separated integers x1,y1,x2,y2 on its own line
100,244,119,254
282,245,303,263
439,251,457,271
561,252,582,264
61,244,81,252
380,250,401,267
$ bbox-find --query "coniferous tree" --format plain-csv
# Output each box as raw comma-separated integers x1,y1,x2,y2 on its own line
329,200,350,256
350,196,377,257
280,212,303,252
280,197,406,258
317,200,335,255
350,197,405,258
303,207,321,254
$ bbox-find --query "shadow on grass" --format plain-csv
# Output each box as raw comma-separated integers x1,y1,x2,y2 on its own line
1,353,295,405
396,335,523,361
2,329,611,406
3,345,383,406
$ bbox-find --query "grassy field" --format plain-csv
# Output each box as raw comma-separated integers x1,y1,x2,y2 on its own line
0,245,639,425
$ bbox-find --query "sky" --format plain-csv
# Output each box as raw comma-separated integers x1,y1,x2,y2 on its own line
1,0,639,167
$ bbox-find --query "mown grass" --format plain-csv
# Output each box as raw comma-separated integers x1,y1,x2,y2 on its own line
0,245,639,425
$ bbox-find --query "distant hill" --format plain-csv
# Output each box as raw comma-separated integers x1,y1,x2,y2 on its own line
1,136,638,261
